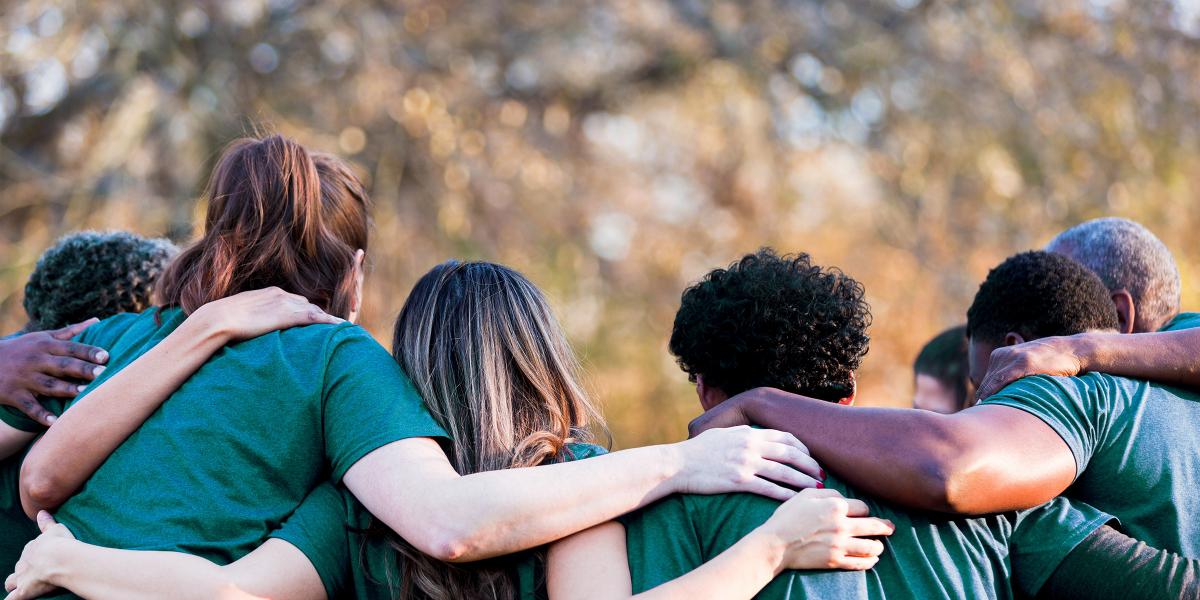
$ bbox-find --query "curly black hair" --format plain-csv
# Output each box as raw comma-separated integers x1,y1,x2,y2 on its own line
24,231,179,331
966,251,1119,346
669,248,871,402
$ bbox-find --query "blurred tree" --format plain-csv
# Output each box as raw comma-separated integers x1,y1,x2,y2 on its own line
2,0,1198,446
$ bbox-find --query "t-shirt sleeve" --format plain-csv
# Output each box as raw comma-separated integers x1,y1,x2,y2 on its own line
1160,312,1200,332
980,374,1110,480
321,326,449,482
1009,497,1115,597
269,482,351,600
621,495,705,592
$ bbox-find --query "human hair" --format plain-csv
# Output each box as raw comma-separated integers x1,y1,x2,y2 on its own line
669,248,871,402
23,231,178,331
381,260,606,600
913,325,971,411
155,135,368,318
1046,217,1180,331
966,251,1119,346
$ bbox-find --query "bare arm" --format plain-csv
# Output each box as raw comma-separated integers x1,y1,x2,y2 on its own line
690,390,1076,514
0,422,34,461
1037,524,1200,600
342,426,822,563
19,288,342,517
977,329,1200,400
4,515,325,600
546,489,894,600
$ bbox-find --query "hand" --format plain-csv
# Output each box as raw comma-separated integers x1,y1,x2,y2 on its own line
976,337,1084,401
687,394,755,439
759,488,895,572
675,425,824,501
0,320,107,426
5,511,76,600
191,287,343,343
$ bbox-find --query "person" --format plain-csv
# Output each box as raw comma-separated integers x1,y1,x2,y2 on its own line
0,231,177,574
547,249,1199,600
1045,217,1182,334
691,251,1200,559
1,135,824,599
4,261,881,600
911,325,972,413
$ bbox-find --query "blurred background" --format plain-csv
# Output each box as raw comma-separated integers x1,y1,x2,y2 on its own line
2,0,1199,447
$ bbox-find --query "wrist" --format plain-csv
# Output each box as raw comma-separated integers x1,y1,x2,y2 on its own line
41,537,82,587
747,523,789,576
180,305,232,348
661,441,691,493
1063,334,1097,372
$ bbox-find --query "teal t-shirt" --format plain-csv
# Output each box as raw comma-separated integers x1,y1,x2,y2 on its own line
0,307,448,570
1160,311,1200,332
275,443,608,599
623,474,1111,599
982,372,1200,557
0,449,38,575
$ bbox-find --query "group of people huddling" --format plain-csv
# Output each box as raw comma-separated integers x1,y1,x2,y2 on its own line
0,134,1196,600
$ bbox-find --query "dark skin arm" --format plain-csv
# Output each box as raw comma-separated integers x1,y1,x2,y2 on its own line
977,328,1200,400
690,389,1076,514
1036,524,1200,600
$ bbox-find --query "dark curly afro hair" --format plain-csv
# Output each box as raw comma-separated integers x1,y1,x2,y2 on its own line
24,231,179,331
669,248,871,402
966,250,1119,346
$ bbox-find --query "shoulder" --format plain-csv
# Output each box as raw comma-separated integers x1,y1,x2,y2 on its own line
79,308,165,347
983,373,1111,405
1160,311,1200,332
562,442,609,462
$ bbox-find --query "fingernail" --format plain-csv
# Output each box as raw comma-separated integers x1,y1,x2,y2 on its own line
817,481,825,489
96,351,109,363
819,468,826,480
77,384,87,393
92,366,106,377
46,415,57,424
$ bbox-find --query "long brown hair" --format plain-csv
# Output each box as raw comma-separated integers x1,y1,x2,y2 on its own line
156,135,368,317
380,261,606,600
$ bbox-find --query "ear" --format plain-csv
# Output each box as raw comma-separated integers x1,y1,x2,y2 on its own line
1110,289,1136,334
696,376,728,411
348,249,366,324
1003,331,1026,347
837,372,857,406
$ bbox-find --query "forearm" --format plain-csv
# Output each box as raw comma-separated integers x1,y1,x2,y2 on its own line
351,441,686,562
633,528,784,599
1072,330,1200,388
739,392,1070,513
1038,525,1200,600
41,539,263,600
19,313,228,516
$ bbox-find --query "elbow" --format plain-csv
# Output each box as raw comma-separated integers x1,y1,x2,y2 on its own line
907,458,972,514
421,528,478,563
20,465,70,520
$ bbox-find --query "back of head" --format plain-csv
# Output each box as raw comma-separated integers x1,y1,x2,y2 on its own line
155,135,368,318
1046,218,1180,332
24,231,179,331
669,248,871,402
913,325,971,411
388,260,605,600
966,251,1119,346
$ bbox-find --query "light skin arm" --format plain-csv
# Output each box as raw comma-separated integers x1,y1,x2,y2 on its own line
976,329,1200,400
0,423,34,461
343,426,821,563
4,513,325,600
689,390,1076,514
545,489,895,600
19,288,343,518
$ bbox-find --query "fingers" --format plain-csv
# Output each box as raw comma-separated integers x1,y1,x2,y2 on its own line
827,555,880,571
26,373,82,399
846,516,896,538
10,392,55,427
37,353,103,383
754,459,821,490
756,429,811,455
843,498,871,517
758,441,822,481
741,477,798,502
35,512,56,533
796,487,844,500
48,318,99,341
44,339,107,366
5,572,15,593
843,536,886,558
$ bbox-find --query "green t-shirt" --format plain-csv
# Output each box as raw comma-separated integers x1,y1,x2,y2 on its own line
274,443,608,599
622,474,1111,600
982,372,1200,557
1160,311,1200,332
0,449,38,576
0,307,448,570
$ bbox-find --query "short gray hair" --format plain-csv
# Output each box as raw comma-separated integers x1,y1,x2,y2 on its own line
1046,218,1181,331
